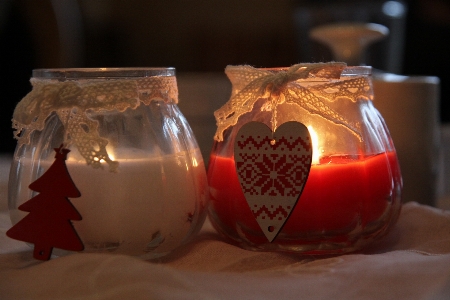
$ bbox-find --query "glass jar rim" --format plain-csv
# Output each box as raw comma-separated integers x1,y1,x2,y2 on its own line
32,67,176,80
341,66,372,76
259,65,371,76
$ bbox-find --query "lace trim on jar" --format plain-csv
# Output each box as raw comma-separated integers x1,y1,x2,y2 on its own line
213,62,372,142
12,76,178,172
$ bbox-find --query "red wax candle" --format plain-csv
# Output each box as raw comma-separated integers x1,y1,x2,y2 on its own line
207,151,401,253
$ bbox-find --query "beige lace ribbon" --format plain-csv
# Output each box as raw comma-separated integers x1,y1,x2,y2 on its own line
13,76,178,171
214,62,372,142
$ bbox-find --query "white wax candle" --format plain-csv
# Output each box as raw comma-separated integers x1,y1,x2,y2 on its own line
12,149,208,258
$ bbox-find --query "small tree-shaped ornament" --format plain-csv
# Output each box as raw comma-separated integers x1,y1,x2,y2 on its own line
7,145,84,260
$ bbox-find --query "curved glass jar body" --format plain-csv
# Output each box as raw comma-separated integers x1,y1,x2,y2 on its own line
8,68,208,259
207,65,402,255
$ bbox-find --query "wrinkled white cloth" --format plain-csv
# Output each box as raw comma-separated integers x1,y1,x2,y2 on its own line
1,155,450,299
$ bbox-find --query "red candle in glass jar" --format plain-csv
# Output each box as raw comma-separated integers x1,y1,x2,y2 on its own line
207,63,402,254
208,150,401,251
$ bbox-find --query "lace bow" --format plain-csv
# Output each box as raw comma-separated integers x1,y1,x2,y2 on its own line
214,62,371,142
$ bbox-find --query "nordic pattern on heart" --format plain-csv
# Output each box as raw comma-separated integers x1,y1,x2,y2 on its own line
235,134,311,221
252,205,290,221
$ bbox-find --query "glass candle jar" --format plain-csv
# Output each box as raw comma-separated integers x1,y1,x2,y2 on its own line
8,68,208,260
208,63,402,255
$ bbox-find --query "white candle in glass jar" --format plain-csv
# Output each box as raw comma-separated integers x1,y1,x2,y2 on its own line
12,149,208,258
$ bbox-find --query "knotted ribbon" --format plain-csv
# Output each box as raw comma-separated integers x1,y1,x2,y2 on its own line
214,62,371,142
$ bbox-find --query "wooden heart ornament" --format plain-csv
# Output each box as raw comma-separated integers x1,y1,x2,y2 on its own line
234,121,312,242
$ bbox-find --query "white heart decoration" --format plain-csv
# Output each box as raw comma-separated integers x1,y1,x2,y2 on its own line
234,121,312,242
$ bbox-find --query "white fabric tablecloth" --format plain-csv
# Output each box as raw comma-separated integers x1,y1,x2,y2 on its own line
1,154,450,300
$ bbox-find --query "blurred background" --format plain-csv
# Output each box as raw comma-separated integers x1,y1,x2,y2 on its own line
0,0,449,153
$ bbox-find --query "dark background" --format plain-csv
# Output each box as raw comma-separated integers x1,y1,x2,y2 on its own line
0,0,449,153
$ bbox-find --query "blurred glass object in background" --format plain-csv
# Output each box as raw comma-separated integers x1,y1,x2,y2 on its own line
309,22,389,66
293,0,407,73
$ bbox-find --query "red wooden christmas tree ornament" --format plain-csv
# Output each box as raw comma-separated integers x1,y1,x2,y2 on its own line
7,145,84,260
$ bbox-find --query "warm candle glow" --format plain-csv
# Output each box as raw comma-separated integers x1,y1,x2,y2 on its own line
104,146,115,162
308,126,320,165
192,157,199,167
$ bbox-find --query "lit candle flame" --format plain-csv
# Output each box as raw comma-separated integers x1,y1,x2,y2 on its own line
191,157,199,168
308,126,320,165
101,146,115,162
